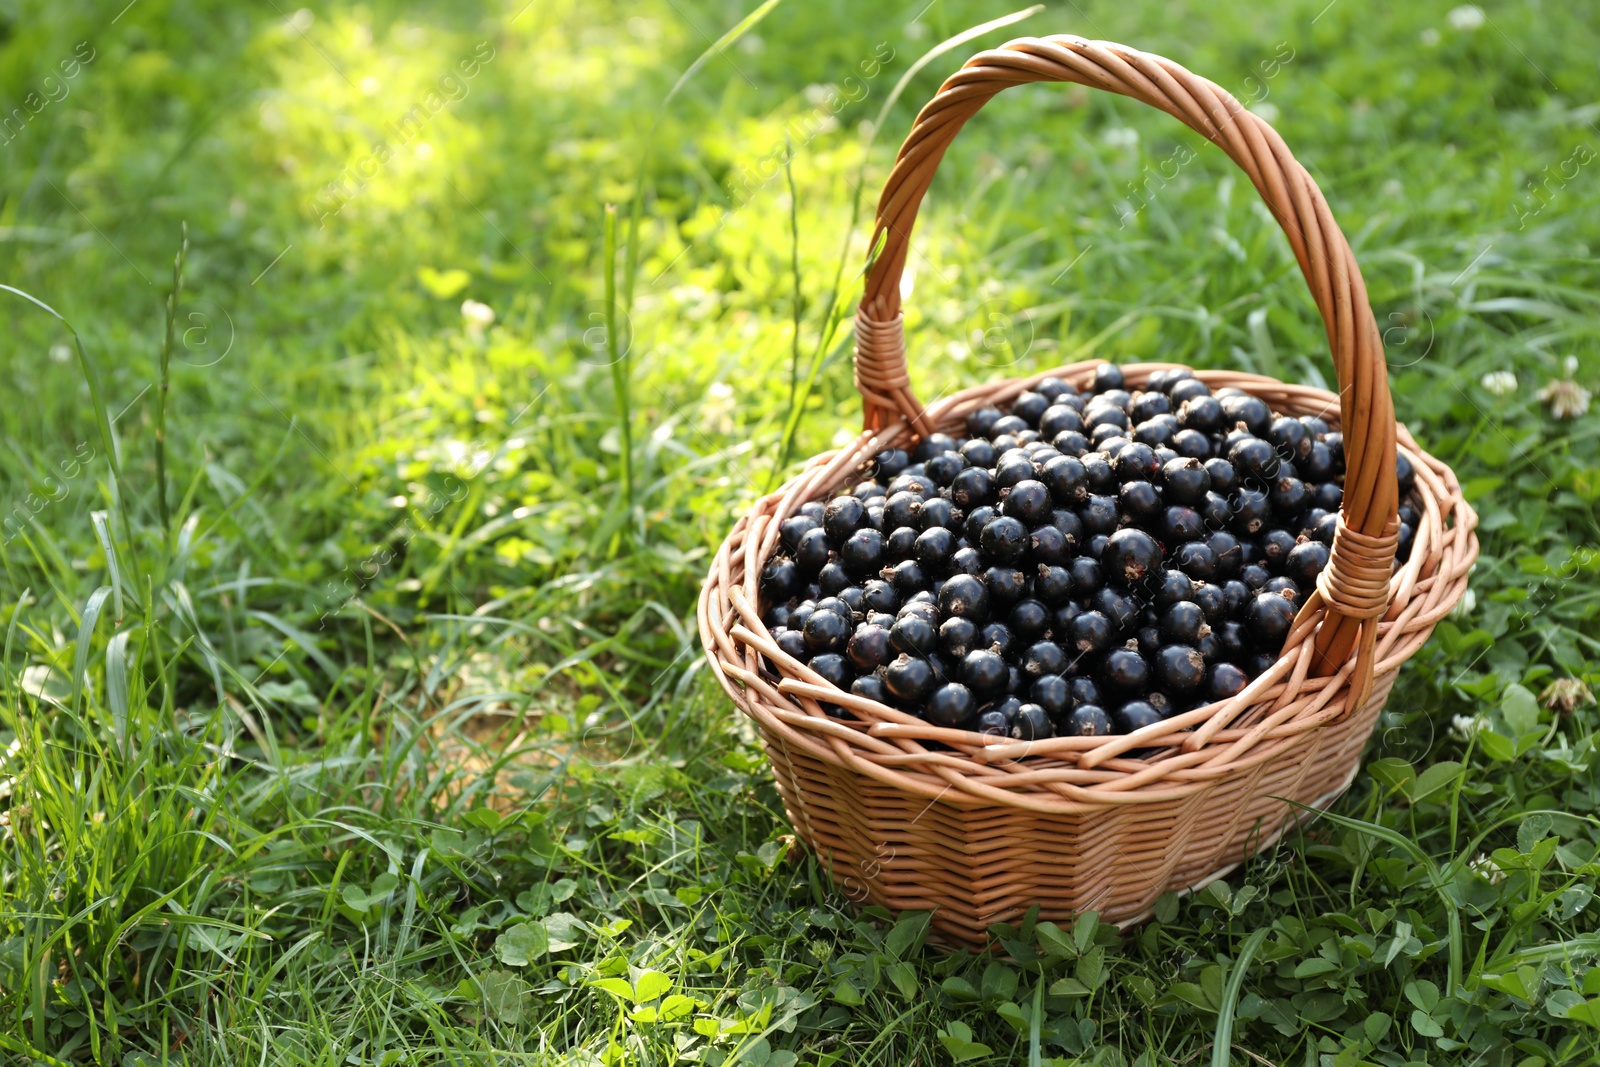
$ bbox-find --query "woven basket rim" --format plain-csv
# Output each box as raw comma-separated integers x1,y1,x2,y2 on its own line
697,360,1478,813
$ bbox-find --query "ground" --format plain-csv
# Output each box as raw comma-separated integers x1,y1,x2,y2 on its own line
2,0,1599,1064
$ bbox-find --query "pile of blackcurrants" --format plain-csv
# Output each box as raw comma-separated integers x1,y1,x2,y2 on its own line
759,364,1420,746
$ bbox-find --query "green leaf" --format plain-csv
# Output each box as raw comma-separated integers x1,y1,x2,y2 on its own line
461,808,504,832
633,969,672,1004
981,962,1019,1002
941,976,980,1001
885,911,930,958
1368,757,1415,791
1518,812,1553,854
1502,683,1541,735
1036,921,1077,958
1478,730,1517,762
995,1000,1028,1033
591,977,633,999
1075,946,1105,991
1167,982,1216,1012
480,970,530,1025
1074,911,1099,953
1410,1009,1444,1038
1363,1011,1392,1044
543,912,587,951
937,1021,994,1063
829,977,863,1007
1293,958,1339,979
494,922,549,967
1404,979,1440,1012
1564,998,1600,1027
886,961,918,1000
1048,977,1091,997
1408,760,1462,803
659,994,698,1021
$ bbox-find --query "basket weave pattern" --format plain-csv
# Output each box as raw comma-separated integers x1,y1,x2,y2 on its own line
696,36,1477,946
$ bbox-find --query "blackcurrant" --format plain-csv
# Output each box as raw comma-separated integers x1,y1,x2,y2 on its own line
963,649,1009,697
1103,528,1162,587
927,683,977,728
846,624,892,671
884,654,935,703
1011,703,1053,741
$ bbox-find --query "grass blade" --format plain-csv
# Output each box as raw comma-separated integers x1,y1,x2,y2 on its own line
1212,927,1270,1067
105,629,133,757
70,585,113,708
89,510,125,624
156,223,188,532
604,204,633,518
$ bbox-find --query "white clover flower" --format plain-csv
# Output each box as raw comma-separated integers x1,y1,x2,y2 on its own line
1450,714,1483,741
1480,371,1517,397
49,341,73,364
1448,588,1476,620
461,299,495,339
1469,852,1505,884
1102,126,1140,148
1420,28,1441,47
1448,5,1486,30
1538,356,1591,420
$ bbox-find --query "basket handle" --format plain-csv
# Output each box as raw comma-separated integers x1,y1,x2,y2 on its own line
854,35,1399,684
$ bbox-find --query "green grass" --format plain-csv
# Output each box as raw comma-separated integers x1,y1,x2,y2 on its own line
2,0,1599,1063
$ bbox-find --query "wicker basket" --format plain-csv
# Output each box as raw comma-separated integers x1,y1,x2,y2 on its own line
697,35,1478,947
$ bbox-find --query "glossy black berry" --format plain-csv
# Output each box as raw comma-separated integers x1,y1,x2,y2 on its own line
973,566,1020,609
1032,674,1070,716
977,622,1015,659
1100,648,1149,694
1255,528,1295,572
1158,601,1205,644
927,683,977,728
846,624,892,671
1245,592,1296,649
884,654,935,703
912,576,966,626
1154,570,1195,607
1009,599,1050,640
810,653,851,689
862,579,899,615
840,528,886,577
803,609,851,654
963,649,1010,697
911,527,955,571
1112,700,1163,734
1010,702,1053,741
1207,662,1249,700
1092,364,1125,392
889,559,925,597
1228,437,1281,484
1068,611,1114,654
1154,645,1206,692
1103,528,1162,587
775,628,809,662
1066,704,1112,736
889,613,937,657
979,515,1029,564
1220,394,1272,436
